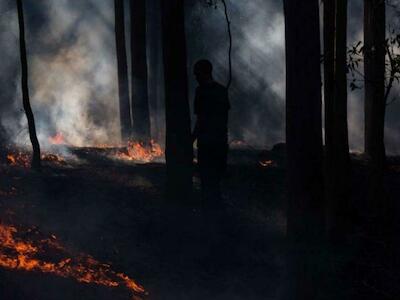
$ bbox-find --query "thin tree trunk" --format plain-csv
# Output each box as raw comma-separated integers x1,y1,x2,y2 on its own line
284,0,325,298
147,0,165,144
323,0,335,161
0,126,6,163
326,0,350,240
131,0,151,142
17,0,41,170
364,0,386,208
114,0,132,142
161,0,193,201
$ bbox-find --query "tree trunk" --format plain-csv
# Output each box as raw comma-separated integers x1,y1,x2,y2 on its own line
325,0,350,240
114,0,132,142
323,0,335,161
147,0,165,144
364,0,386,208
161,0,193,201
0,126,7,164
131,0,151,142
284,0,325,298
284,0,324,244
364,0,386,164
17,0,41,170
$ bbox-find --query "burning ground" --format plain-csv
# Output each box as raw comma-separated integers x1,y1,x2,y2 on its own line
0,144,286,299
1,145,400,299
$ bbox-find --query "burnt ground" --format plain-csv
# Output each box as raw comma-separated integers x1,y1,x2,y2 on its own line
0,147,399,300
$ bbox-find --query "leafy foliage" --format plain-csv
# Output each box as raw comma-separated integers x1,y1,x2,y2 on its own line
348,30,400,105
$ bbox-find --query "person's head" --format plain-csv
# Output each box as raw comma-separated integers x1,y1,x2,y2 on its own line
194,59,213,85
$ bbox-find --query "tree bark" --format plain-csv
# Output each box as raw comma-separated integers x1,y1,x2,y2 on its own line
325,0,350,240
147,0,165,144
284,0,324,243
131,0,151,142
364,0,386,207
0,126,7,164
17,0,41,170
364,0,386,164
323,0,335,161
114,0,132,142
284,1,325,298
161,0,193,201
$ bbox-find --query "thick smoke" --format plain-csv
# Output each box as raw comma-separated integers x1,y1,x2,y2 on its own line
0,0,399,153
0,0,120,147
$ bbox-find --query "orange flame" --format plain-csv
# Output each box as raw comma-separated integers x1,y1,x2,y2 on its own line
6,152,66,168
0,223,146,298
7,152,30,168
115,140,163,163
49,133,65,145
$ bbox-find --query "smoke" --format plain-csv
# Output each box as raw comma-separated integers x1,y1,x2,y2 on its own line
0,0,120,148
186,0,286,148
0,0,399,153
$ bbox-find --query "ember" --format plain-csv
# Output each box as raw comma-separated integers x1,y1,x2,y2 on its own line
259,159,275,168
7,152,30,168
6,151,67,168
114,140,163,163
0,223,146,298
42,153,66,164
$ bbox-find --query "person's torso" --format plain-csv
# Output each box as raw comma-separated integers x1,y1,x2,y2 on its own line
195,82,230,146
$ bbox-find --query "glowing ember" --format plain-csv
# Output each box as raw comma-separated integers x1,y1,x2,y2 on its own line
42,153,66,165
6,152,66,168
115,140,163,163
49,133,65,145
259,160,275,168
0,223,146,298
7,152,30,168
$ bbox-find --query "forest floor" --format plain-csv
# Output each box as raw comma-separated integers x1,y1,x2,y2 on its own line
0,146,399,300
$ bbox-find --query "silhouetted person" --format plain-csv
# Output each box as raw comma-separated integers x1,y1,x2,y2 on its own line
192,59,230,212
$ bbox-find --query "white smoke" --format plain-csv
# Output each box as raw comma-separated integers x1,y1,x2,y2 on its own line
0,0,399,154
1,0,120,148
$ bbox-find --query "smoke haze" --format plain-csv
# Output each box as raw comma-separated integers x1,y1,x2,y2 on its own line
0,0,399,153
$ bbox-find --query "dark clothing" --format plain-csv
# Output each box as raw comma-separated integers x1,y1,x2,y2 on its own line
194,81,230,209
194,81,230,147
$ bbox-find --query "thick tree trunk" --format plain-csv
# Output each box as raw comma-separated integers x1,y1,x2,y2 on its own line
325,0,350,240
284,1,325,298
131,0,151,142
114,0,132,142
284,0,324,243
364,0,386,207
161,0,193,201
364,0,386,164
17,0,41,170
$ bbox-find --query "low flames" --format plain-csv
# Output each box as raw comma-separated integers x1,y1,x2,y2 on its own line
114,140,163,163
6,152,66,168
0,223,146,298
